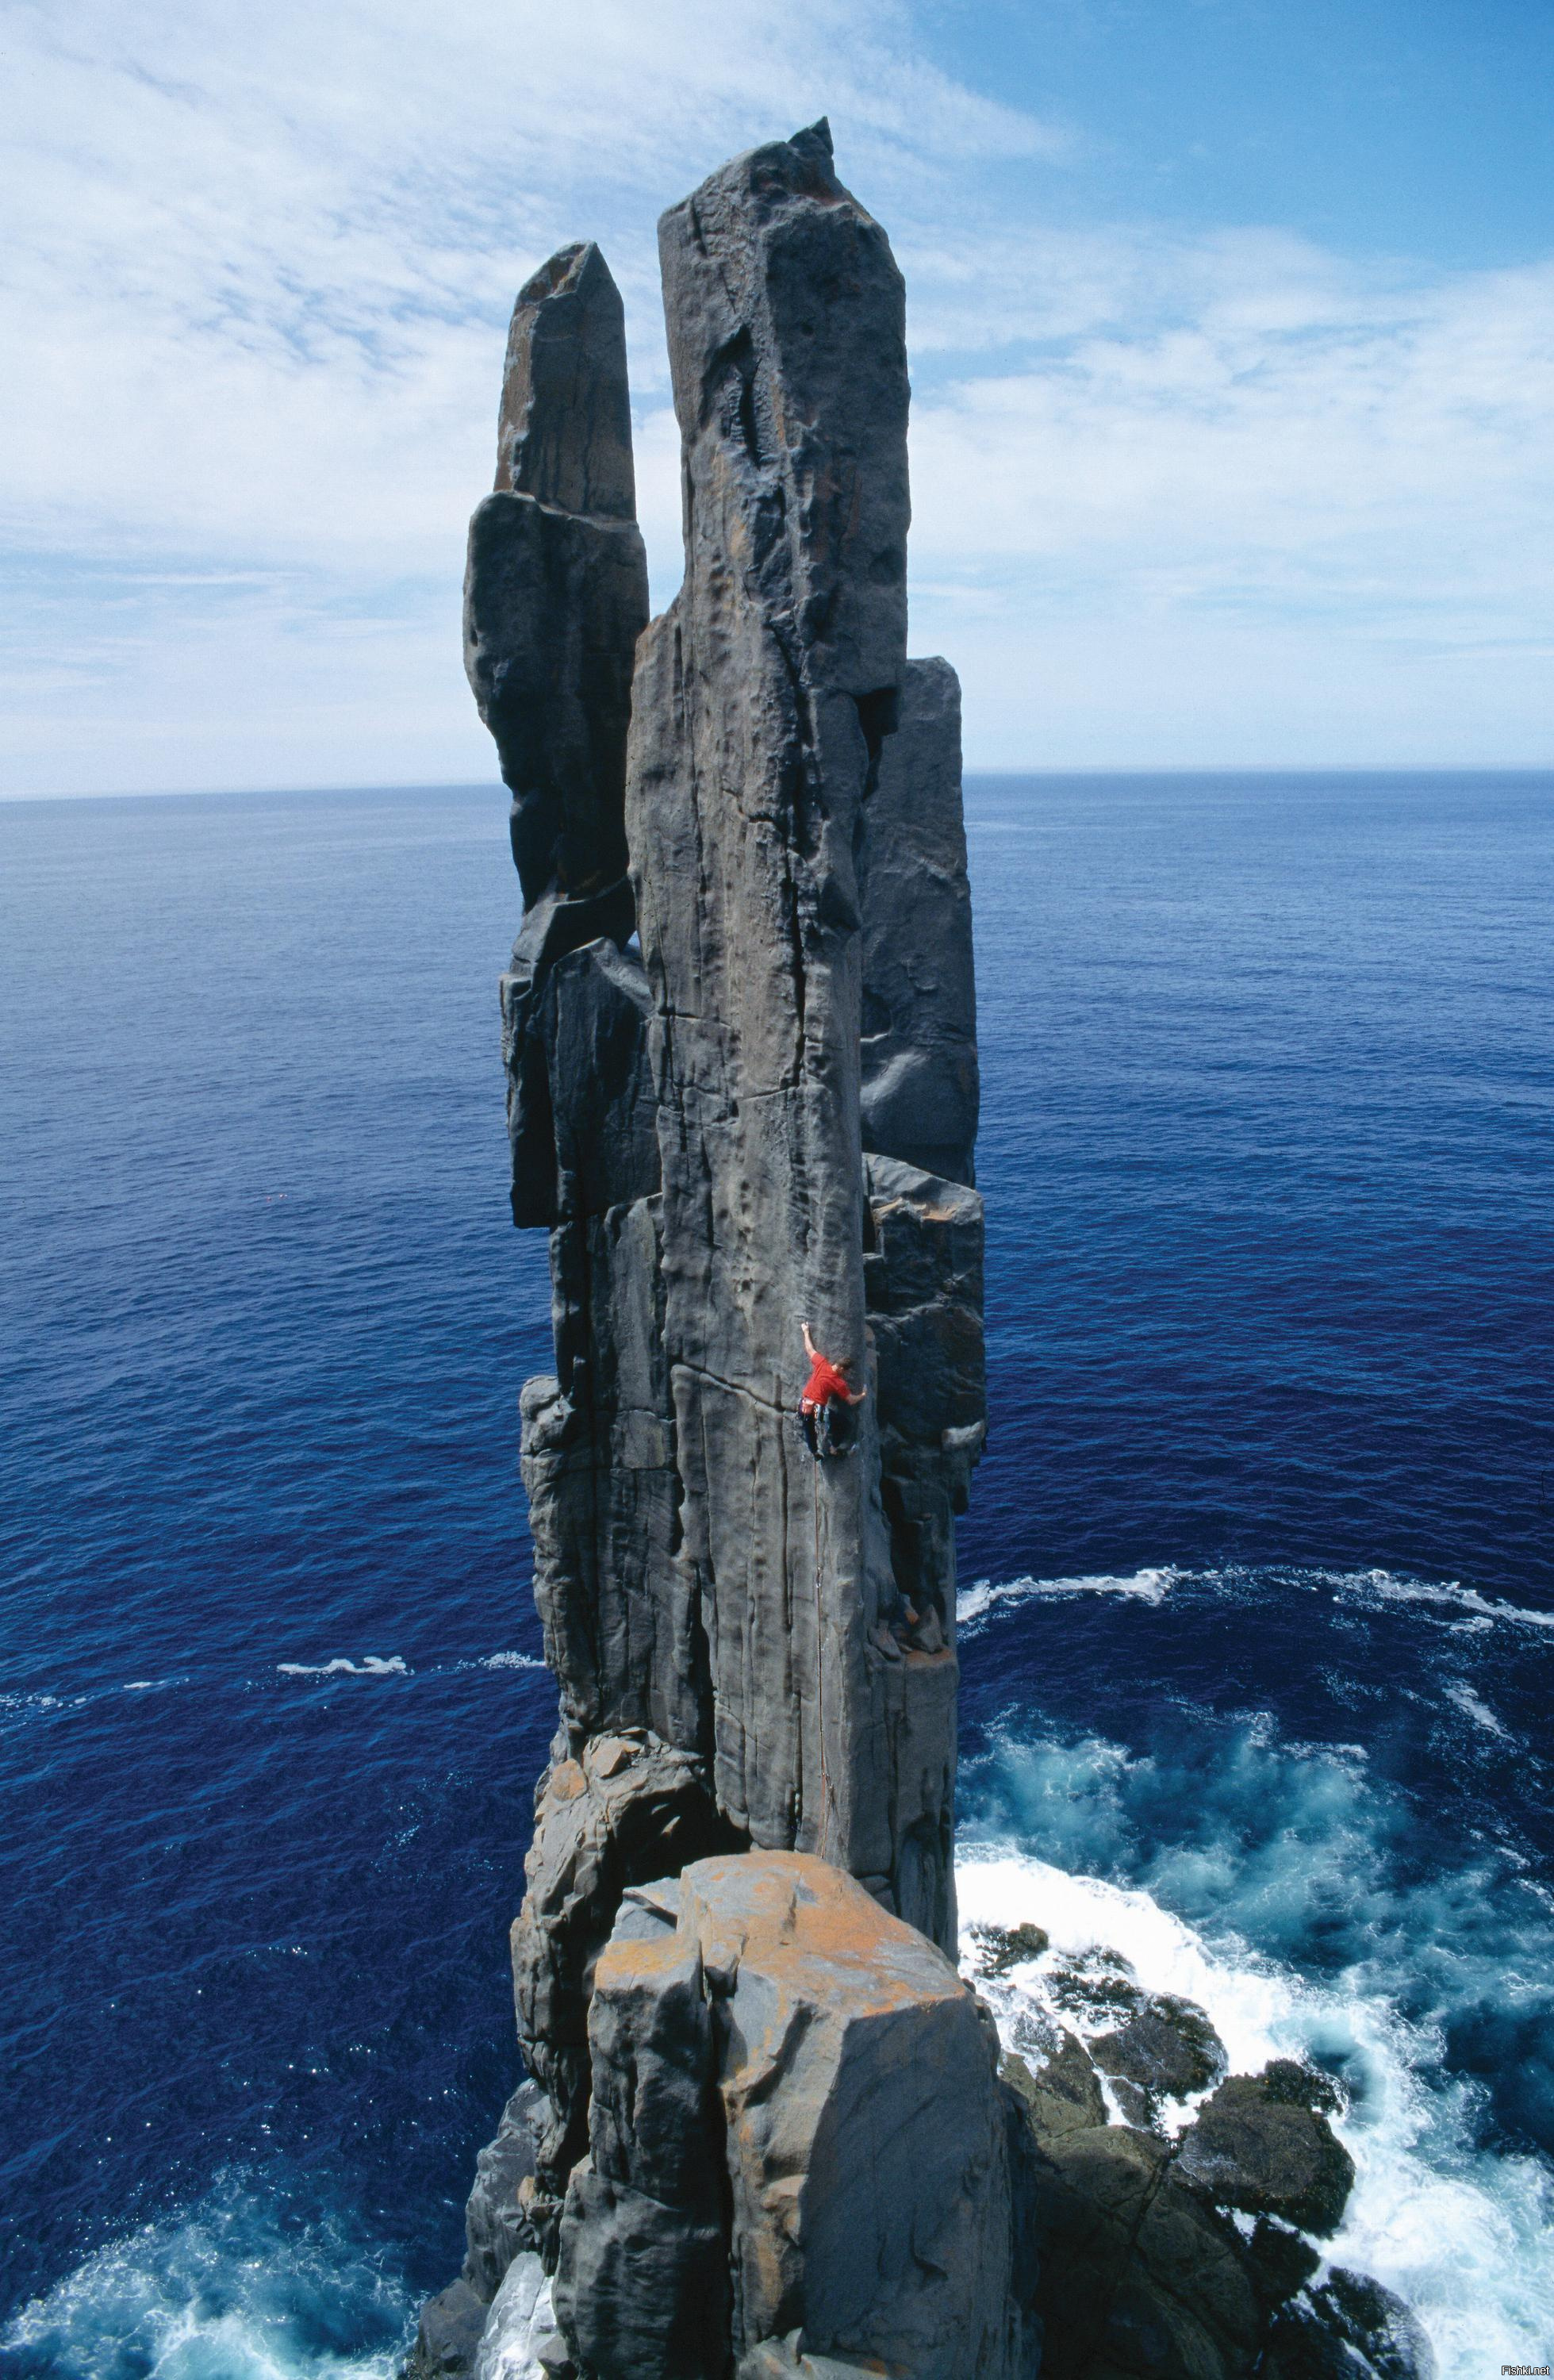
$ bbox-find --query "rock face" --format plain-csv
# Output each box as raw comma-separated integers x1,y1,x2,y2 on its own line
469,239,644,925
465,2079,545,2302
998,2025,1427,2380
861,658,979,1187
627,119,957,1931
416,117,1012,2380
554,1855,1038,2380
467,240,650,1237
473,2253,554,2380
508,1731,739,2251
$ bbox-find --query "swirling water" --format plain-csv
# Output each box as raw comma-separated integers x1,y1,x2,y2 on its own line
1,774,1549,2374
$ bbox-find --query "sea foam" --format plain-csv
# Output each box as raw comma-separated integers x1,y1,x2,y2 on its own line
2,2178,413,2380
275,1657,409,1679
957,1845,1554,2378
957,1568,1175,1633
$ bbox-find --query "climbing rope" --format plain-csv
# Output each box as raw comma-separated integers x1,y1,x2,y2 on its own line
811,1451,835,1864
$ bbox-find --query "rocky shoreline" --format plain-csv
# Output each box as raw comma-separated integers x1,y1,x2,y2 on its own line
973,1922,1429,2380
414,1907,1429,2380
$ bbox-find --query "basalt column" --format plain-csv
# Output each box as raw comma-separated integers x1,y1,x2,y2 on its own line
627,119,963,1940
417,124,1003,2380
465,240,733,2254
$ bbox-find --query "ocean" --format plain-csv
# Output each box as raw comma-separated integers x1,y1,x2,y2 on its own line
1,772,1549,2377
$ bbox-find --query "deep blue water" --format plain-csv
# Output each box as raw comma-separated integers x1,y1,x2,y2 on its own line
2,774,1550,2376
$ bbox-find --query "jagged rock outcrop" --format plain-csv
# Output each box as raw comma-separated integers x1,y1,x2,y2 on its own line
1000,2025,1426,2380
410,115,1008,2380
509,1731,738,2255
1264,2268,1433,2380
473,2254,554,2380
1092,1999,1230,2129
412,2084,547,2378
1174,2067,1356,2239
554,1855,1038,2380
468,239,644,934
465,2079,545,2301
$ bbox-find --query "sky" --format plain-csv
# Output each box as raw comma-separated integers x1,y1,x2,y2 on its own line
2,0,1552,795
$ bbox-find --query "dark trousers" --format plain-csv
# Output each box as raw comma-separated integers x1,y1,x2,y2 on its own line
801,1399,850,1460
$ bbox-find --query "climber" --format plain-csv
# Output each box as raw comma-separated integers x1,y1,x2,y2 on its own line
799,1320,868,1460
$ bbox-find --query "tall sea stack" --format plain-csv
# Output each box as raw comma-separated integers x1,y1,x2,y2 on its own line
417,121,1032,2380
409,117,1437,2380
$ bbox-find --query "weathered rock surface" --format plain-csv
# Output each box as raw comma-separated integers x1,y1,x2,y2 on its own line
467,240,646,927
1015,2079,1262,2380
624,118,968,1937
493,119,984,2006
464,2079,544,2301
405,2086,544,2380
1092,1998,1229,2119
553,1853,1039,2380
493,242,637,523
860,656,979,1187
996,2020,1425,2380
977,1919,1053,1973
472,2252,554,2380
1257,2055,1346,2117
858,1153,984,1941
509,1731,740,2257
409,2279,493,2380
1265,2268,1434,2380
865,1159,985,1587
466,494,647,923
1003,2031,1108,2140
466,236,650,1287
1175,2071,1356,2237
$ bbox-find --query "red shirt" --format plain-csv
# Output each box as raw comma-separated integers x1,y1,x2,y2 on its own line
802,1354,851,1407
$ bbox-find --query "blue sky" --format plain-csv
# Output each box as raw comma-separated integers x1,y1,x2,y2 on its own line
2,0,1551,794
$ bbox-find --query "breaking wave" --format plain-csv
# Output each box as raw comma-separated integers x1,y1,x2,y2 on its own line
957,1847,1554,2376
957,1568,1175,1632
954,1604,1554,2380
275,1657,409,1679
957,1563,1554,1641
1,2178,415,2380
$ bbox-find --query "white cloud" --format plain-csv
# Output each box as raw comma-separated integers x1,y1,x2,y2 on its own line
1,0,1066,791
905,237,1554,760
914,247,1554,576
1,0,1550,789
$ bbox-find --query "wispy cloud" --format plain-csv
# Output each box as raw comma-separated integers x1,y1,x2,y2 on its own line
2,0,1550,789
912,241,1554,586
1,0,1069,790
904,233,1554,762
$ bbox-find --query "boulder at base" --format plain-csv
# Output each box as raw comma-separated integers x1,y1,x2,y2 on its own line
1176,2071,1356,2237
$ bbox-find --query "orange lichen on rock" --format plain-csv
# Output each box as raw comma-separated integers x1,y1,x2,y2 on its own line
554,1851,1038,2380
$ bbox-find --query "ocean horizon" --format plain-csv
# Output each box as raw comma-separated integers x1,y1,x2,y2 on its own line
6,764,1554,806
2,769,1550,2376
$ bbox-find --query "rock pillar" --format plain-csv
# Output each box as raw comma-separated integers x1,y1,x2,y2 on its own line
412,121,1014,2380
627,118,957,1924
